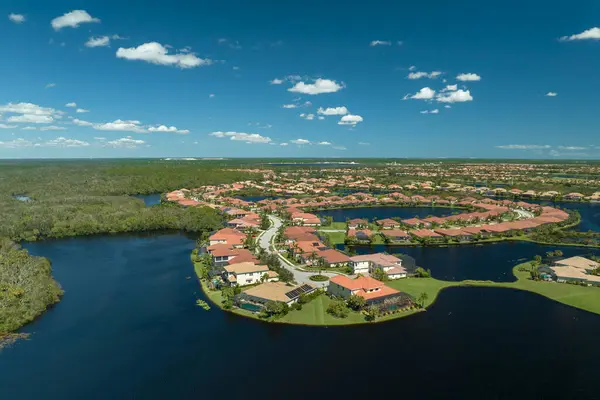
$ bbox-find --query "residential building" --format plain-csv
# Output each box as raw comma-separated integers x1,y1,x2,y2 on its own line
223,262,270,286
328,275,402,304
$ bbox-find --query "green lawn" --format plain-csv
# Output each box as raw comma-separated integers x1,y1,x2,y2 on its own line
318,230,346,245
279,294,368,325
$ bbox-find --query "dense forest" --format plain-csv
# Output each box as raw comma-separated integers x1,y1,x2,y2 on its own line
0,238,63,337
0,160,259,337
0,160,257,241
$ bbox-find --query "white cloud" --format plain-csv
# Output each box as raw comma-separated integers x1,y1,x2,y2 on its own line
116,42,212,69
557,146,586,150
72,118,93,126
408,65,417,71
209,93,215,98
94,120,146,133
318,116,325,120
45,83,56,89
441,84,458,92
65,102,77,107
0,102,56,116
496,144,551,150
7,114,54,124
370,40,391,46
436,89,473,103
408,71,442,80
21,126,37,130
270,78,284,85
51,10,100,30
282,104,297,108
546,92,558,97
560,27,600,41
106,136,145,148
300,113,315,120
405,87,436,100
45,137,89,147
209,131,271,144
0,124,17,129
0,138,33,148
148,125,190,134
338,114,363,125
456,73,481,81
317,141,331,145
420,109,440,114
291,139,310,145
288,79,343,95
279,143,288,146
85,36,110,48
39,126,67,131
317,106,348,116
358,142,370,145
8,13,25,24
76,108,89,113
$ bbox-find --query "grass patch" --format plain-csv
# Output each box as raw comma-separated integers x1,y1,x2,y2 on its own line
318,230,346,245
309,274,330,282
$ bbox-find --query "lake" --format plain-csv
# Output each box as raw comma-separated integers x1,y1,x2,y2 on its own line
528,200,600,232
343,242,600,282
2,233,600,398
316,206,454,222
134,193,162,206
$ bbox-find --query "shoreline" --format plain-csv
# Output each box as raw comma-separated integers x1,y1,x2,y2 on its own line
195,256,600,326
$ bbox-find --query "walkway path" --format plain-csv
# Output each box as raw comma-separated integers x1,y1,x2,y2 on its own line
258,215,337,286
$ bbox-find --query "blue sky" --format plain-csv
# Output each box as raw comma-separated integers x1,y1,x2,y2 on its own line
1,0,600,159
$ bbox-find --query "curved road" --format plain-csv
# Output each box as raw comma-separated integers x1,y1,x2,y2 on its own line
258,215,337,286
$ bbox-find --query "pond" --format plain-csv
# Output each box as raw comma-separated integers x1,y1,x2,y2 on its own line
316,206,456,222
133,193,162,206
1,234,600,398
527,200,600,232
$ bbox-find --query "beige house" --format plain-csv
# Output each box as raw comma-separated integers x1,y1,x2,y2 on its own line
241,282,316,305
223,262,269,286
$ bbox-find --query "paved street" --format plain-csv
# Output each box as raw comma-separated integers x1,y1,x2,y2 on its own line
258,215,336,286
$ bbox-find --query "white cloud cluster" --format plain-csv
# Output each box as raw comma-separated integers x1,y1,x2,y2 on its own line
94,120,146,133
85,36,110,48
436,89,473,103
546,92,558,97
45,137,89,147
0,124,17,129
370,40,391,46
456,73,481,81
408,71,442,80
9,13,25,23
270,78,284,85
404,87,436,100
39,126,67,131
72,118,93,126
65,102,77,107
210,131,271,144
76,108,89,113
117,42,212,69
106,136,146,148
560,27,600,41
338,114,363,126
51,10,100,30
318,141,331,145
420,109,439,114
148,125,190,134
299,113,315,120
290,138,310,145
317,106,348,116
288,79,343,95
0,102,59,124
0,138,34,148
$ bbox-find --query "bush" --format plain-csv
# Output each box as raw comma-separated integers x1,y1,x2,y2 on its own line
327,299,349,318
309,274,329,282
347,294,366,311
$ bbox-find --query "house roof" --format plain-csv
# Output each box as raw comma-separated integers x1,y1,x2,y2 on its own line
224,262,269,274
411,229,443,238
330,275,384,291
554,256,599,270
317,249,351,263
350,253,402,267
244,282,315,302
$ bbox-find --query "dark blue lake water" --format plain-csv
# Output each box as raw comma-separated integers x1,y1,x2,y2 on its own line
2,223,600,398
343,242,600,282
134,193,161,206
317,206,454,222
1,234,600,398
528,200,600,232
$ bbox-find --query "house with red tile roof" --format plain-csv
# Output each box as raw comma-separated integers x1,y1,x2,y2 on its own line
375,218,401,229
347,218,368,229
328,275,402,304
402,218,429,228
434,228,473,241
347,229,373,241
411,229,443,240
381,229,411,242
209,228,247,247
349,253,407,279
316,249,351,267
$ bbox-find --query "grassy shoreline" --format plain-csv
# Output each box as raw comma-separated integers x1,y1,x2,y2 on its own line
194,254,600,325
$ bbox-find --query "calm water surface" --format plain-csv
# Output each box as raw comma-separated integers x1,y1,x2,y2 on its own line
1,233,600,398
134,193,161,206
317,206,454,222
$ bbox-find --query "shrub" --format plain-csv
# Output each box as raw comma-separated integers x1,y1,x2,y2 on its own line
327,299,349,318
309,274,329,282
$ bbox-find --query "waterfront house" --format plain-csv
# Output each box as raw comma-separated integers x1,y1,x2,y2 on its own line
239,282,316,306
410,229,443,241
376,218,401,229
348,218,368,230
316,249,351,267
347,229,373,241
223,262,270,286
434,228,473,241
349,253,407,279
209,228,246,247
402,218,429,228
546,257,600,285
328,275,402,304
381,229,411,242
